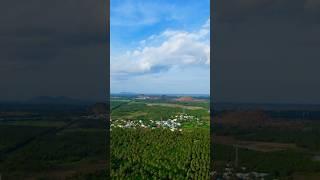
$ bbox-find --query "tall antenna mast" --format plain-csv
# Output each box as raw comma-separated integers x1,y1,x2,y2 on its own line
235,144,239,168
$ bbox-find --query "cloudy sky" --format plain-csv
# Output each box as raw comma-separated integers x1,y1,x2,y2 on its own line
213,0,320,104
0,0,107,101
110,0,210,94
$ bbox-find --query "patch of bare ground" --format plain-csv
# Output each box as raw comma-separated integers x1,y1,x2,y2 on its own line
175,96,206,102
214,111,310,130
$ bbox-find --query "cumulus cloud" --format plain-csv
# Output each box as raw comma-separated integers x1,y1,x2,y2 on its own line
111,19,210,78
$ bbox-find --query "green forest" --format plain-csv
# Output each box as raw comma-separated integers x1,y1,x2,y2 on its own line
110,97,210,179
0,108,107,179
111,128,209,179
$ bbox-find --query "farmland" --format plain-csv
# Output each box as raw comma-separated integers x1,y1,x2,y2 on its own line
110,94,210,179
0,103,107,179
212,108,320,179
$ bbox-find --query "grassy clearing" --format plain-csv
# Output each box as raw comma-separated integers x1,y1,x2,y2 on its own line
146,103,205,110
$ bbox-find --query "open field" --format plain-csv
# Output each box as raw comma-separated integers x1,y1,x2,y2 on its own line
110,95,210,179
146,103,205,110
0,104,107,179
212,109,320,179
111,98,210,130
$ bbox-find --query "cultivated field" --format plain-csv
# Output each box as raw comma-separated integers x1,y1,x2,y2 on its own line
0,104,107,179
212,109,320,179
110,95,210,179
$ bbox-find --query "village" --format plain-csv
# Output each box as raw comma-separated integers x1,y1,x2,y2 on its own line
110,113,201,131
212,163,269,180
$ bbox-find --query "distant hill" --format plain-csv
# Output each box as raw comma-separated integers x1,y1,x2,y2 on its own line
175,96,194,102
175,96,206,102
119,92,137,95
111,92,137,97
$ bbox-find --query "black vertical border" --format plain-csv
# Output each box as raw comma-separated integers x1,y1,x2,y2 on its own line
210,0,215,178
106,0,110,178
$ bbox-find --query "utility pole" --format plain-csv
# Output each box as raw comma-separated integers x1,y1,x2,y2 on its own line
235,144,239,168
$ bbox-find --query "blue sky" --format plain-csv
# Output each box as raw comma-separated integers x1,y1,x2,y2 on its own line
111,0,210,94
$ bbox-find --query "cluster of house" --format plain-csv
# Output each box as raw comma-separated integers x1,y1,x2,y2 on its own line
110,113,200,132
212,164,269,180
110,119,148,129
135,94,160,100
235,172,269,180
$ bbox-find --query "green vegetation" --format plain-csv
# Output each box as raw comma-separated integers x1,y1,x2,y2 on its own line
0,106,107,179
110,97,210,179
212,110,320,179
214,143,320,178
213,123,320,151
111,100,209,123
111,128,209,179
0,125,52,152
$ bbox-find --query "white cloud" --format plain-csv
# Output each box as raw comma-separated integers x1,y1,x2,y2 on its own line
111,19,210,78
